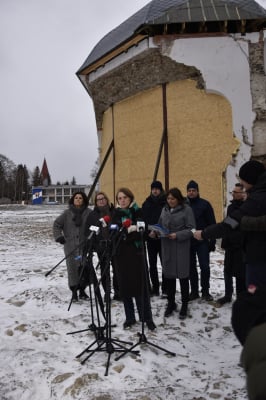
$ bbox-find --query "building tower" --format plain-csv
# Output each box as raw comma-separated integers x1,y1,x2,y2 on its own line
77,0,266,218
40,158,51,187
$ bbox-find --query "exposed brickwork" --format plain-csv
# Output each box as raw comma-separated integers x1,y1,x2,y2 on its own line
249,39,264,74
86,48,204,130
249,35,266,158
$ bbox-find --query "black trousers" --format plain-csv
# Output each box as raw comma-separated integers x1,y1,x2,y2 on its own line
146,238,166,292
164,276,189,304
99,254,119,295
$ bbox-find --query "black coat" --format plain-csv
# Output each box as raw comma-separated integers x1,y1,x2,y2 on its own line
142,193,166,224
188,195,216,250
232,287,266,400
221,199,245,276
111,205,147,297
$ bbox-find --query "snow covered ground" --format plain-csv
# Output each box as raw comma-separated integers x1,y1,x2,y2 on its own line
0,204,247,400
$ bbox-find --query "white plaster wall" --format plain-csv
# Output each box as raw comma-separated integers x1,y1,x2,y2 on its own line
162,34,258,204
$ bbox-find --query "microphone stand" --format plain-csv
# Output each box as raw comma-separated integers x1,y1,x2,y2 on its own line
45,227,100,278
115,224,176,361
67,233,106,338
70,228,140,376
45,240,84,277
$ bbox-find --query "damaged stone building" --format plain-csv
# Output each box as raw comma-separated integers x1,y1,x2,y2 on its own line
77,0,266,219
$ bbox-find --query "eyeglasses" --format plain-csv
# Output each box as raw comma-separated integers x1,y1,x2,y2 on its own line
232,191,243,194
96,197,106,201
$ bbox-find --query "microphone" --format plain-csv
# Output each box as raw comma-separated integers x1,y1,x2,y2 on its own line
99,215,111,227
136,221,145,232
109,223,120,240
87,225,100,240
121,218,131,229
110,224,119,231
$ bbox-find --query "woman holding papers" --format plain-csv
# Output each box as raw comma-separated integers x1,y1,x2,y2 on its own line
157,187,196,319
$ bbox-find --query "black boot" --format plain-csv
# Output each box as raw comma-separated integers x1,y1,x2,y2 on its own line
216,296,231,306
164,302,177,317
79,288,89,300
70,287,78,302
179,278,189,319
146,320,156,331
179,302,188,320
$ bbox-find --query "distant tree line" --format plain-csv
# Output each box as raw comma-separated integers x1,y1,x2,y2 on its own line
0,155,29,203
0,154,79,204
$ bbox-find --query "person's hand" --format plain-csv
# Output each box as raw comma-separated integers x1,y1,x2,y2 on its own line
167,233,177,240
56,236,65,244
127,225,137,234
149,230,157,238
193,230,203,240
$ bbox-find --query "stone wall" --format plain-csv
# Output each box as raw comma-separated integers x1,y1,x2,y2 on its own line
249,33,266,163
86,48,204,130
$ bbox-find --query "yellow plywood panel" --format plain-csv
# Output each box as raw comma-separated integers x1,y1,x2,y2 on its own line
99,80,239,219
101,86,165,205
167,80,239,219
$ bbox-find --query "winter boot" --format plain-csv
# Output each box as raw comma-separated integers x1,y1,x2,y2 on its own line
70,287,78,302
164,302,177,317
216,296,231,306
179,302,188,320
79,288,89,300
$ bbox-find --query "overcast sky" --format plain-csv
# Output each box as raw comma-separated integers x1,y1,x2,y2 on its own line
1,0,265,184
0,0,150,184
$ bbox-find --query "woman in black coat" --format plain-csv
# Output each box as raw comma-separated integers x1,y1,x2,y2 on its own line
85,191,120,300
112,187,156,331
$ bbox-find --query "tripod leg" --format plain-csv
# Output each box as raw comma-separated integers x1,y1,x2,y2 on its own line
142,339,176,356
115,341,141,361
76,339,99,358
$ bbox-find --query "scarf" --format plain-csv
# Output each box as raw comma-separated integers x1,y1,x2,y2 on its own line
117,202,141,247
70,205,86,227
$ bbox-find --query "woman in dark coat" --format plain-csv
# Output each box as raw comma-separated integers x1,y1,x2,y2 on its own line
157,187,196,319
112,187,156,331
53,191,91,301
85,191,120,300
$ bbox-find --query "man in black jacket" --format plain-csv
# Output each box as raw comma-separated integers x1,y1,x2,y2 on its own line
217,183,246,305
187,180,216,301
142,180,166,296
194,160,266,290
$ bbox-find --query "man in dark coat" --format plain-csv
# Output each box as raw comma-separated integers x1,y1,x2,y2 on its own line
186,180,216,301
217,183,246,305
142,180,166,296
194,160,266,289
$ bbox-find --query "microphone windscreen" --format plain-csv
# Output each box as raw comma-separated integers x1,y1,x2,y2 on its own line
103,215,111,223
122,218,131,228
